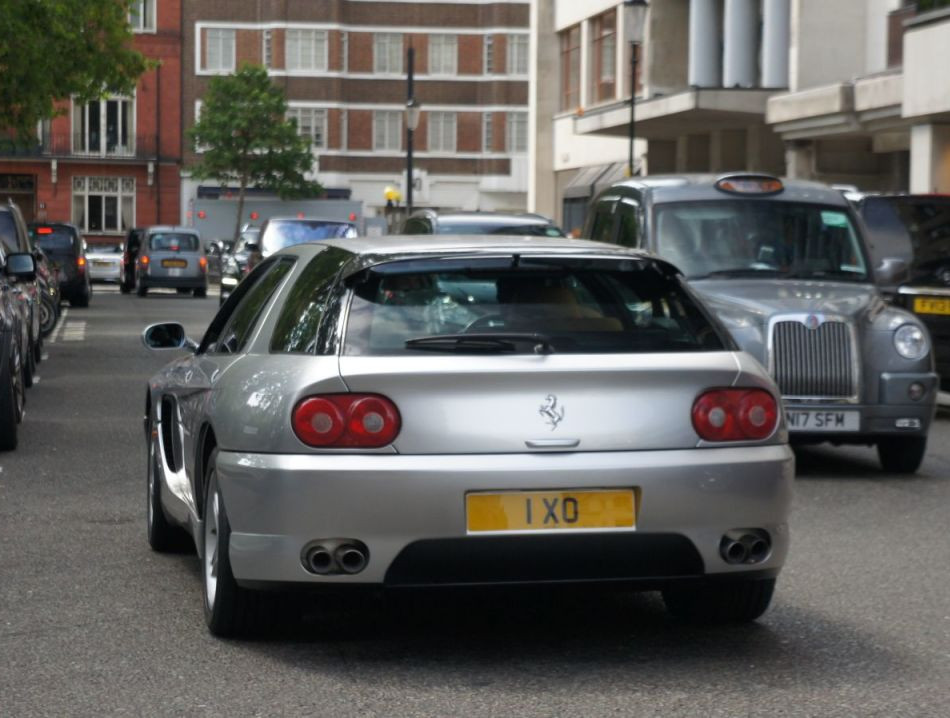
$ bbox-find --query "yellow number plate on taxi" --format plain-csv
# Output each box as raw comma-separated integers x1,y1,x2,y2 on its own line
466,490,635,533
162,258,187,268
913,297,950,315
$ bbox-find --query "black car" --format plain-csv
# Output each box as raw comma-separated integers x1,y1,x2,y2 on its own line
852,193,950,388
0,241,39,450
2,204,43,385
401,210,565,237
28,222,91,308
219,228,261,305
120,227,145,293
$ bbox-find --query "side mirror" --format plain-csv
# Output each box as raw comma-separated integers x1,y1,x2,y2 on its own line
6,252,37,281
245,242,260,253
142,322,198,351
875,257,909,287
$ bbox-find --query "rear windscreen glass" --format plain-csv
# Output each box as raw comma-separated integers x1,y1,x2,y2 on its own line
32,227,76,251
262,220,357,254
436,223,566,237
343,256,726,356
149,233,199,251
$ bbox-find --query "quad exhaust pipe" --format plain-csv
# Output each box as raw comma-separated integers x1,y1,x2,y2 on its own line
302,540,369,575
720,530,771,565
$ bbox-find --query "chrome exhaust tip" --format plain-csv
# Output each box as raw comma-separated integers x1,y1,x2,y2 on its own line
335,544,369,575
304,545,334,574
720,530,771,565
720,538,749,565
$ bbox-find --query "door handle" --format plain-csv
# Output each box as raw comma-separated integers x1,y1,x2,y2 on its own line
525,438,580,449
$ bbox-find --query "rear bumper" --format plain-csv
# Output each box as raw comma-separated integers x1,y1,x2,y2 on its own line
139,274,207,290
212,445,794,588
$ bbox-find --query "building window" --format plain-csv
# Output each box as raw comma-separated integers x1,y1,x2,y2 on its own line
428,112,456,153
287,107,327,149
373,110,402,151
590,10,617,103
129,0,155,31
483,113,493,153
74,98,135,156
507,34,529,75
374,33,403,74
71,177,135,234
286,29,328,71
484,35,494,74
429,34,458,75
341,31,349,72
560,25,581,111
506,112,527,153
263,30,272,68
206,28,236,72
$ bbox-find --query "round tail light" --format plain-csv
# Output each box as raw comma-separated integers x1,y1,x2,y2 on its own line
692,388,778,442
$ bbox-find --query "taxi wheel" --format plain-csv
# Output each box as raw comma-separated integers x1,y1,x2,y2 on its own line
194,288,207,299
877,436,927,474
662,577,776,624
202,450,264,637
136,283,148,297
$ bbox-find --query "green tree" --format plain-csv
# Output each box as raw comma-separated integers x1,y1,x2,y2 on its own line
187,64,322,241
0,0,151,138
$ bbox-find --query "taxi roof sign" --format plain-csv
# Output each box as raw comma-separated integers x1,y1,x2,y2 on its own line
715,175,784,195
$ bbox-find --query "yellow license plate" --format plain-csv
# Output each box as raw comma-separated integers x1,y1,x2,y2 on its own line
162,258,187,268
913,297,950,315
466,489,636,533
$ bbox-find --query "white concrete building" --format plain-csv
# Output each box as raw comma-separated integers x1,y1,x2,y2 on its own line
767,1,950,194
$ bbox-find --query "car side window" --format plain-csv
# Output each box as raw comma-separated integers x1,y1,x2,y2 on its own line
615,198,641,248
270,246,352,354
213,258,295,355
588,199,618,244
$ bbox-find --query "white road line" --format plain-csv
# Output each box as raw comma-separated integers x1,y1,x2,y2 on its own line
62,321,87,342
49,307,69,344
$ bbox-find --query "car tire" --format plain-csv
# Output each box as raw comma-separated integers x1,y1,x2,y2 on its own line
0,350,20,451
136,283,148,297
194,288,207,299
202,450,263,637
120,283,131,294
877,436,927,474
40,293,58,337
22,337,35,389
176,288,191,295
146,428,191,553
662,578,776,624
33,332,42,365
72,286,91,308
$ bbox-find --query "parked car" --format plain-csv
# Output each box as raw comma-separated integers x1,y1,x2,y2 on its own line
142,236,793,637
86,243,124,283
25,241,60,338
120,227,145,293
851,193,950,389
28,222,91,308
585,173,937,473
0,249,36,450
401,210,565,237
219,228,260,305
1,203,42,385
136,226,207,298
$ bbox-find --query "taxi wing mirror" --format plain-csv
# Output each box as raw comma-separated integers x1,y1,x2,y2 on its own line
874,257,908,287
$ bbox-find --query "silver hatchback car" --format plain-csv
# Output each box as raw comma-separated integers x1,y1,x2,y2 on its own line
143,237,793,637
136,226,207,297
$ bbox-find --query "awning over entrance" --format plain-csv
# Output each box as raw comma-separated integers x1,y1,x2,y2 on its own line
562,161,634,200
574,88,777,141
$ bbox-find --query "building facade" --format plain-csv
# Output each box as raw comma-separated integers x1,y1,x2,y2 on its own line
181,0,531,229
0,0,182,244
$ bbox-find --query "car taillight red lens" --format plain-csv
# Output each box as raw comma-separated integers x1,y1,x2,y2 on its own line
692,389,778,442
292,394,401,448
77,256,86,273
199,256,208,271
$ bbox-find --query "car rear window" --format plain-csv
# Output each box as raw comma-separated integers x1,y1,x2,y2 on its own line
262,220,357,254
436,222,565,237
149,233,199,251
343,255,726,356
31,226,75,251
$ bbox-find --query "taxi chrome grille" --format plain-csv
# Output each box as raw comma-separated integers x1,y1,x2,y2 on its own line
771,319,855,398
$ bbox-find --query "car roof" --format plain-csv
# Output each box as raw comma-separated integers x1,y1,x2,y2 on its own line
414,212,557,226
146,225,200,235
605,174,851,207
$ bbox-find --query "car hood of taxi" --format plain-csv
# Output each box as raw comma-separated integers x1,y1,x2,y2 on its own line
691,277,925,371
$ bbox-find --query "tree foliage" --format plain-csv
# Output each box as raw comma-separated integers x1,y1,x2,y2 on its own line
0,0,151,137
187,64,322,240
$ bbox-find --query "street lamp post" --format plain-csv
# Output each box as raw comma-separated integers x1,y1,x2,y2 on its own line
405,47,422,215
624,0,649,177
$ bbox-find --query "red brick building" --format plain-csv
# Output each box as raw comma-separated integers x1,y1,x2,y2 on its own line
0,1,182,245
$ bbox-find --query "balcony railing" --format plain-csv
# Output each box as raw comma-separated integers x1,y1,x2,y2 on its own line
0,133,159,160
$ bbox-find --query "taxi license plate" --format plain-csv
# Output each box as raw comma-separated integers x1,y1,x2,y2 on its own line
785,410,859,432
162,258,187,268
92,259,110,267
913,297,950,315
466,489,635,533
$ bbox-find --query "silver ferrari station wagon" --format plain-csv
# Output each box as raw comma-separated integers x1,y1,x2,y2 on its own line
586,174,938,474
143,237,793,637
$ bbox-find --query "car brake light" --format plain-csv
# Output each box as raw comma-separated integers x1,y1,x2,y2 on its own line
139,255,149,265
37,227,53,234
76,256,86,273
199,256,207,272
292,394,401,448
692,388,778,442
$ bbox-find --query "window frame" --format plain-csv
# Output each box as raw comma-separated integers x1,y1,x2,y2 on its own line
285,28,329,72
507,34,529,75
590,10,618,103
70,176,136,235
129,0,156,32
560,25,581,111
287,106,328,149
205,28,236,72
373,110,402,152
427,111,457,153
428,34,458,76
505,111,527,153
373,33,403,74
73,96,135,157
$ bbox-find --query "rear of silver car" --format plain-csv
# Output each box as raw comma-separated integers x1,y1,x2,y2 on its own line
138,229,207,294
209,250,793,619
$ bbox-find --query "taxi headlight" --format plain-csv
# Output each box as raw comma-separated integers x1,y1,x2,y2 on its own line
894,324,928,359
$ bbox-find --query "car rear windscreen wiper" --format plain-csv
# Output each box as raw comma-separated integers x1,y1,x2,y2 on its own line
405,333,556,354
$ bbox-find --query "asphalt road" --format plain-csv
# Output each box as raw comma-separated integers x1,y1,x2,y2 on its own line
2,286,950,717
